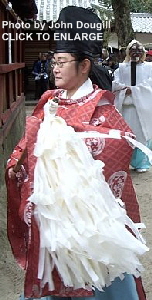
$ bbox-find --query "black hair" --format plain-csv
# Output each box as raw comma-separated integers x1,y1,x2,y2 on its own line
71,52,112,91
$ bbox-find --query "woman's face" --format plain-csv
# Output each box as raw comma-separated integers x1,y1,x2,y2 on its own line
52,53,87,92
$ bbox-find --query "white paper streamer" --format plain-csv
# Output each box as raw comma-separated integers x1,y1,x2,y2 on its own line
28,100,149,291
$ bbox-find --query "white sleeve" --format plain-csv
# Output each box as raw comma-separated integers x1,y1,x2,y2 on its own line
112,67,126,92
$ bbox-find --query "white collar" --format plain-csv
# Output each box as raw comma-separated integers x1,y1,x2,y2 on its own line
62,78,94,99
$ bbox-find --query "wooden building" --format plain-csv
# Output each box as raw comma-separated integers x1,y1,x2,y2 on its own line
0,0,37,185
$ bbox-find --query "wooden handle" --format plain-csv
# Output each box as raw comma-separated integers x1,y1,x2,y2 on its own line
13,148,27,173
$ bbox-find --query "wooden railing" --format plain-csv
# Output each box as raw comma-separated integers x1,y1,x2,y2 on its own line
0,63,25,145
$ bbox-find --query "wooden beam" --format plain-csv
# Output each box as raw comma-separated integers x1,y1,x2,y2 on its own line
0,63,25,73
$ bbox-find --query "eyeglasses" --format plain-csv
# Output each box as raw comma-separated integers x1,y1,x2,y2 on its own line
51,60,78,68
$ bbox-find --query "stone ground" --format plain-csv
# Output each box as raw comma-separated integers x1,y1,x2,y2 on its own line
131,169,152,300
0,105,152,300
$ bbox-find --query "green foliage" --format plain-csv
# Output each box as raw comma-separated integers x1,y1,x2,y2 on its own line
98,0,112,8
92,3,113,21
98,0,152,13
130,0,152,13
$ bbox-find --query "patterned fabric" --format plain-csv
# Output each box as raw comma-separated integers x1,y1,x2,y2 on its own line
6,86,146,299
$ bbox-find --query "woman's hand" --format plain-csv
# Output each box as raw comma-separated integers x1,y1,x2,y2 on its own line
8,162,22,179
8,167,18,179
8,148,27,179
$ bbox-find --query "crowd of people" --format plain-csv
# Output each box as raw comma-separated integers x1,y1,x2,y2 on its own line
5,5,152,300
31,41,152,103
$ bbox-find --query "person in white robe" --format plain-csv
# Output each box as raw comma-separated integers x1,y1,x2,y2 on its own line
112,39,152,172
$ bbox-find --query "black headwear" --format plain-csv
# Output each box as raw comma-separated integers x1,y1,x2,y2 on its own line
55,6,103,57
54,6,112,91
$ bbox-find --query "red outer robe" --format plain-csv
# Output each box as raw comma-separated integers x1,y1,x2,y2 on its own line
5,86,146,299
